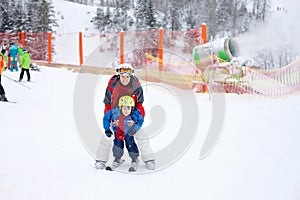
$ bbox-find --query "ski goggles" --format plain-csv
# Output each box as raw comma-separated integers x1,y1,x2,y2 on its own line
117,67,134,75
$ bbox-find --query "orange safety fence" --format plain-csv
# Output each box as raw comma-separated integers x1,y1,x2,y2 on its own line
191,57,300,97
2,28,299,97
0,27,203,68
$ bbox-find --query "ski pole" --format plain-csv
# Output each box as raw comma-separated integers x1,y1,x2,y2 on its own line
2,74,31,89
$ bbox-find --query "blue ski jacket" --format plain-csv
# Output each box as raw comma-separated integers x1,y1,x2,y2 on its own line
103,107,144,138
9,45,18,58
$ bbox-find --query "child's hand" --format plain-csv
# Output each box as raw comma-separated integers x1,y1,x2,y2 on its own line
128,120,134,127
105,129,113,137
112,120,119,126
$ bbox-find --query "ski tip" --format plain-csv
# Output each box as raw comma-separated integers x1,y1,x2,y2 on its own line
128,167,137,172
105,166,113,171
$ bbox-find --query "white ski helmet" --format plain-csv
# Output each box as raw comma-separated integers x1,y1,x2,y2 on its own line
116,63,134,76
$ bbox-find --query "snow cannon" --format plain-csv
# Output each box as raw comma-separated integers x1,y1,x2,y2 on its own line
193,37,239,68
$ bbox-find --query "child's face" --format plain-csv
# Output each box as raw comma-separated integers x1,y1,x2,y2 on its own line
121,106,132,116
120,74,131,86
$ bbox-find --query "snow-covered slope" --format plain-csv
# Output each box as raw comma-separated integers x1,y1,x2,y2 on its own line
1,66,300,200
0,1,300,200
52,0,97,33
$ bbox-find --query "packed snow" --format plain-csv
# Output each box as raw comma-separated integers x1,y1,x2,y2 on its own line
1,65,300,200
0,0,300,199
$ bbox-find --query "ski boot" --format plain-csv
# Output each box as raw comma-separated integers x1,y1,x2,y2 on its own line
0,94,8,102
145,160,156,170
95,160,106,170
129,158,139,172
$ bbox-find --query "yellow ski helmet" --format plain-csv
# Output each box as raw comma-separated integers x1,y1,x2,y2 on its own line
118,95,135,109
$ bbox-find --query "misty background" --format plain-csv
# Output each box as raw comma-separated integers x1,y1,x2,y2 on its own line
0,0,299,68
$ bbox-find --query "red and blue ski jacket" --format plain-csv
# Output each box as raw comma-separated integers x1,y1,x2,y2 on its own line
103,75,145,117
103,107,144,140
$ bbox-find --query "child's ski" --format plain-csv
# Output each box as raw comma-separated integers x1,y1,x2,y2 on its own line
13,80,31,89
2,74,31,89
0,100,17,104
105,159,124,171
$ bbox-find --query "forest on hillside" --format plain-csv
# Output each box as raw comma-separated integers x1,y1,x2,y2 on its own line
89,0,271,38
1,0,297,68
0,0,271,37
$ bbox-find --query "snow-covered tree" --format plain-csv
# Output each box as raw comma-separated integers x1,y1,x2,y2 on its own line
252,0,271,21
186,8,195,30
93,7,106,33
134,0,147,32
200,0,218,38
14,2,27,32
111,3,122,32
216,0,233,33
145,0,159,30
104,7,113,33
0,0,13,32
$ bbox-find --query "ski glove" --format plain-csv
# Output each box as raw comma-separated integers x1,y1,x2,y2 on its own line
105,129,113,137
127,126,137,136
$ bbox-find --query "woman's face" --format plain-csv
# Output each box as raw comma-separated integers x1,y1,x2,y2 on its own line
120,74,131,86
121,106,132,116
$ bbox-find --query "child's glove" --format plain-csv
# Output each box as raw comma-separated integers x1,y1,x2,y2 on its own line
105,129,113,137
128,126,137,136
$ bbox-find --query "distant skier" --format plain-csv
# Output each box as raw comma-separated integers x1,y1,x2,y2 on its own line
1,41,8,69
19,49,31,82
101,95,144,171
8,42,19,72
0,53,8,102
1,41,7,56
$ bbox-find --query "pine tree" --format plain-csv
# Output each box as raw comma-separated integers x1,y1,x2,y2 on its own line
0,0,13,33
37,0,57,32
134,0,147,32
7,0,19,33
170,7,182,31
216,0,233,33
104,7,112,33
93,7,106,33
145,0,158,30
24,0,57,61
162,1,171,29
14,2,27,32
111,2,121,32
200,0,218,38
185,6,196,30
25,1,34,32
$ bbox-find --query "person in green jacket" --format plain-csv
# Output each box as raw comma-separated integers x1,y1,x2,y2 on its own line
19,49,31,82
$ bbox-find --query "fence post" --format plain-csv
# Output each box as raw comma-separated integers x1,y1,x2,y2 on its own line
48,31,52,63
201,23,207,44
21,31,25,47
201,23,208,93
120,30,124,64
79,32,83,66
158,27,164,71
